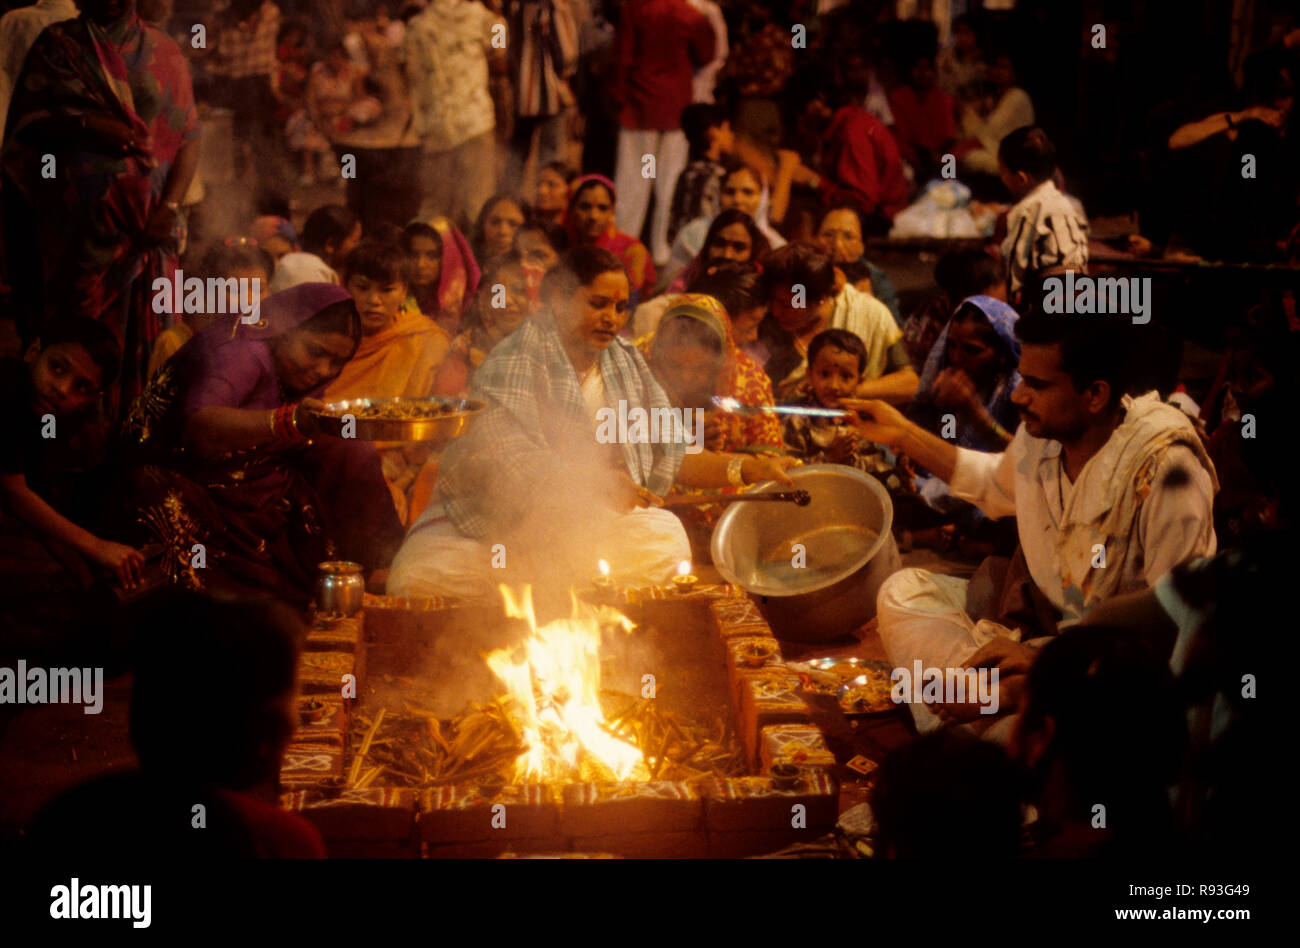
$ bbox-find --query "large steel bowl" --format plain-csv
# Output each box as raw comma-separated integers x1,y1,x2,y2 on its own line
308,397,484,443
710,464,901,642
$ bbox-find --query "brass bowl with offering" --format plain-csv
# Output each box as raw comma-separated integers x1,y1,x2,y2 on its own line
787,657,897,716
308,396,486,443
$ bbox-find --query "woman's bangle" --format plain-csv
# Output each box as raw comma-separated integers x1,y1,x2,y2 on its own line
726,456,746,487
271,403,308,444
268,409,277,441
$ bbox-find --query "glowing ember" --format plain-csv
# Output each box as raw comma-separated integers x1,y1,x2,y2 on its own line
485,586,648,783
598,559,611,578
676,560,692,577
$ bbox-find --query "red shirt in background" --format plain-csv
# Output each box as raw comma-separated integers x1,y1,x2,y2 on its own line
818,104,910,221
888,85,956,167
614,0,715,130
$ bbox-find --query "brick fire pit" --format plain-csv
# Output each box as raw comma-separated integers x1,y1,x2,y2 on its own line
279,585,841,857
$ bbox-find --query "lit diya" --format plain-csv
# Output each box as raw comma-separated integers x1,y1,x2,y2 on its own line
671,559,698,594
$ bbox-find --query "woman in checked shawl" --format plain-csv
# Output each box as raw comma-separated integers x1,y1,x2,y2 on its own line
387,247,797,599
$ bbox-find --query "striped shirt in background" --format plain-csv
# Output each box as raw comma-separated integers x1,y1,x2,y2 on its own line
1000,178,1090,299
509,0,580,119
212,1,280,80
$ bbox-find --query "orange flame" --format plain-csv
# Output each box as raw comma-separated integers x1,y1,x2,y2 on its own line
486,586,646,783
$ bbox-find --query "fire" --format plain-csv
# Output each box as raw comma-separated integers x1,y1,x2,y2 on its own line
485,586,648,783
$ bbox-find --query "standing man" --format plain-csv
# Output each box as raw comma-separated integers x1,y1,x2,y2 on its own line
504,0,580,189
612,0,714,267
405,0,505,231
210,1,283,188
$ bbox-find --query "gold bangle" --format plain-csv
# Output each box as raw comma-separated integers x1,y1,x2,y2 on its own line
726,456,746,487
268,409,277,440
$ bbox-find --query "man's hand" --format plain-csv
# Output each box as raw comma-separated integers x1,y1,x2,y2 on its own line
840,398,910,449
931,366,980,416
609,469,663,513
703,412,727,452
1240,105,1286,129
741,454,799,486
90,539,146,590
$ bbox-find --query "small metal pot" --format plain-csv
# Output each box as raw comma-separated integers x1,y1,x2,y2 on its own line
710,465,901,643
316,561,365,617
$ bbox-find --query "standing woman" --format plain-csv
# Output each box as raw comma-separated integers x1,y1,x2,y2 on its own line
1,0,201,423
118,283,405,605
564,174,655,307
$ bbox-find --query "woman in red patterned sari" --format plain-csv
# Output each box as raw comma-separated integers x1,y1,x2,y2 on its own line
565,174,655,307
1,0,200,422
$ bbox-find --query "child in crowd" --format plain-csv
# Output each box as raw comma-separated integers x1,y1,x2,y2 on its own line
325,241,450,525
0,319,145,597
147,243,273,379
998,125,1089,304
270,204,362,292
248,215,300,267
781,329,909,492
433,250,531,399
667,103,736,246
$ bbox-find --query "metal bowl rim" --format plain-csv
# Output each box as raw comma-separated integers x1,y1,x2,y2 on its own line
709,463,894,597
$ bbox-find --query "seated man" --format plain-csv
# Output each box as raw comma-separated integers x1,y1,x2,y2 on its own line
846,308,1217,733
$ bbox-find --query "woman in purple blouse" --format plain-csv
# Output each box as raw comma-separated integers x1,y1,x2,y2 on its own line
119,283,403,604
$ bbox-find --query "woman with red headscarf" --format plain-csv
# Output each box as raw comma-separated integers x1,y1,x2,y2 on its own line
564,174,655,306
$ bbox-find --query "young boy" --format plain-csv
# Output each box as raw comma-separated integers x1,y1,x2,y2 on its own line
781,329,907,491
147,243,273,378
0,318,145,591
998,125,1089,304
269,204,362,292
666,103,736,247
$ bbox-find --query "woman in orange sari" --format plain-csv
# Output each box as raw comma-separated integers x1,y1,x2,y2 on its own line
324,241,450,526
565,174,655,306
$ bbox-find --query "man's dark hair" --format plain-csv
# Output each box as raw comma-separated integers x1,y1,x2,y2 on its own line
41,317,122,388
130,590,303,788
687,261,765,317
1015,306,1133,410
872,731,1024,859
762,242,837,304
934,248,1003,302
541,245,626,302
342,240,412,286
680,102,729,157
807,328,867,376
818,203,868,239
998,125,1057,183
300,204,359,256
702,208,770,262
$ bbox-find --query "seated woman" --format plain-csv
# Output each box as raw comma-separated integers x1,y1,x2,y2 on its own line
662,161,785,289
433,251,531,398
471,194,529,276
902,295,1022,553
513,219,569,307
401,217,481,336
565,176,656,308
631,209,770,338
387,248,796,599
119,284,405,605
815,204,901,327
324,242,451,526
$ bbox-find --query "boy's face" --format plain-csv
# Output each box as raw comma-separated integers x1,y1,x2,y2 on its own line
346,271,407,336
998,159,1033,198
28,341,104,417
808,343,861,407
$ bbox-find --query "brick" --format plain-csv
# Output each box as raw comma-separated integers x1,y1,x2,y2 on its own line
577,830,708,858
420,783,560,843
702,774,839,833
708,598,772,639
559,781,703,837
722,635,785,705
423,837,565,859
279,742,343,787
298,649,356,696
759,724,835,772
283,786,418,841
306,614,364,651
707,827,827,858
293,696,347,749
737,669,810,766
327,839,420,858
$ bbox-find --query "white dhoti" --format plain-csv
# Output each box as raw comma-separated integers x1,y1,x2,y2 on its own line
876,566,1020,735
387,503,691,599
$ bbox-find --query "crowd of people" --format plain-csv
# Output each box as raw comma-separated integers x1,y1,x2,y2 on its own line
1,0,1294,861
